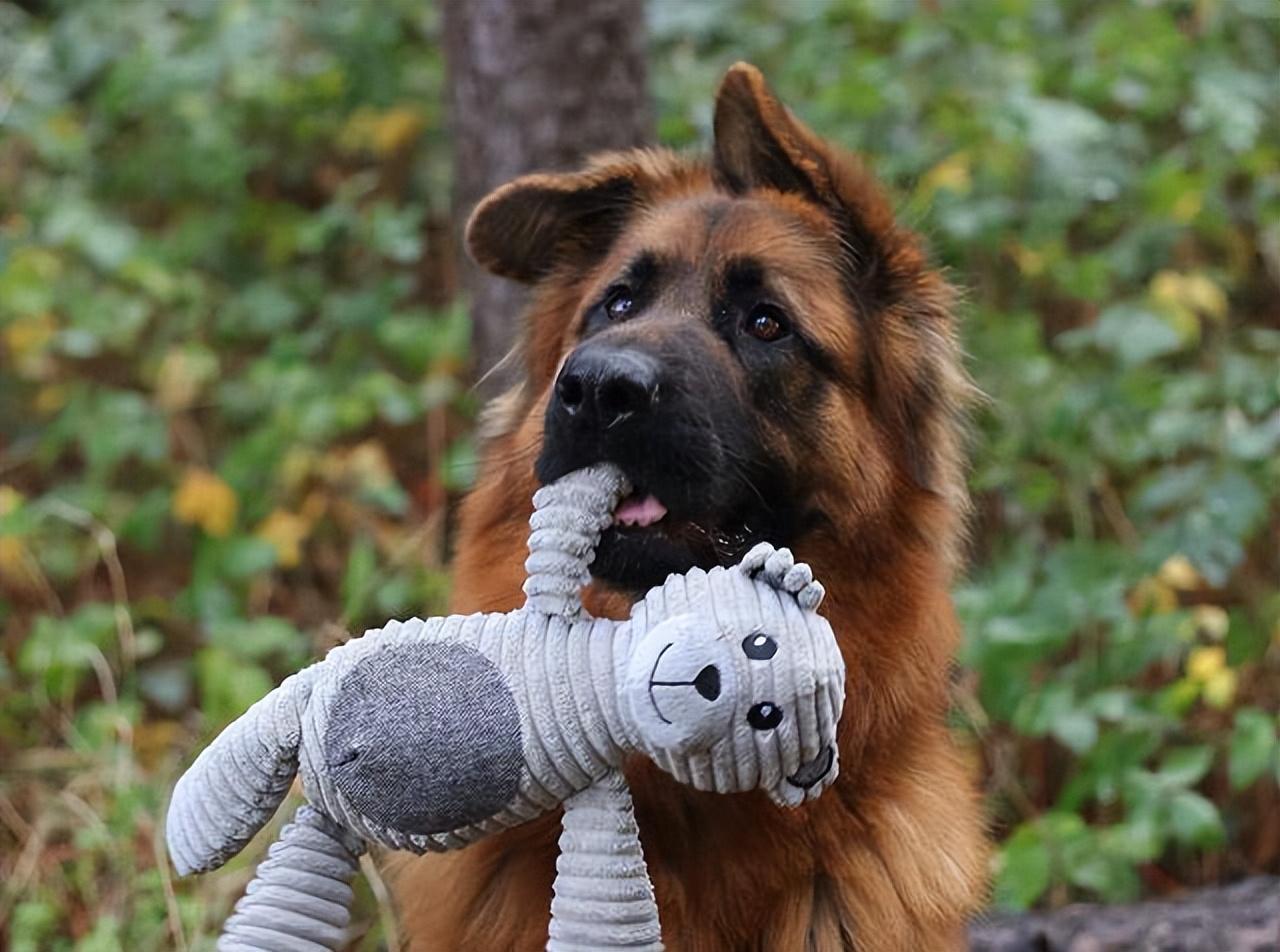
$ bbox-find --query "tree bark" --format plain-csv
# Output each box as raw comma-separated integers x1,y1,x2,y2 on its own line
443,0,652,389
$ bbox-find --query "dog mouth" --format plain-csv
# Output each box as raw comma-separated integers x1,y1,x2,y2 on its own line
611,486,757,549
614,492,669,529
596,484,761,590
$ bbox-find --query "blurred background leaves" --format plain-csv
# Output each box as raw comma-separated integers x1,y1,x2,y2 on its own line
1,0,1278,948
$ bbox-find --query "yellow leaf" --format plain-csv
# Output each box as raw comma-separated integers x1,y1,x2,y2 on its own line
155,347,217,412
1166,678,1203,715
1171,191,1202,223
173,468,238,537
1150,270,1228,325
1183,273,1228,322
1186,645,1226,683
0,535,26,572
0,535,46,596
133,719,182,770
919,151,972,198
34,384,68,415
256,510,310,569
0,486,23,518
280,447,320,491
371,106,425,155
323,441,396,494
1011,244,1047,277
1191,604,1230,641
1203,668,1238,710
339,105,425,156
1128,577,1177,616
3,312,57,359
1157,554,1202,591
8,246,62,281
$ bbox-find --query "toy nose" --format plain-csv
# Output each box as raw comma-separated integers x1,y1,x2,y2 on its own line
693,664,721,701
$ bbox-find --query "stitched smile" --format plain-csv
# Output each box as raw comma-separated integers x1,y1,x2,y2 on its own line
786,745,835,790
647,642,674,724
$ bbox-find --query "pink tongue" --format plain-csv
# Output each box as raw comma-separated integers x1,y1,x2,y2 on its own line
614,494,668,528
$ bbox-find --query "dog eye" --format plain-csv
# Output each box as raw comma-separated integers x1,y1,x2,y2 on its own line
742,633,778,660
747,702,784,731
605,286,636,321
745,304,790,342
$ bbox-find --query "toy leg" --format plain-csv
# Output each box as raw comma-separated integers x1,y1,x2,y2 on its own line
547,770,663,952
218,805,365,952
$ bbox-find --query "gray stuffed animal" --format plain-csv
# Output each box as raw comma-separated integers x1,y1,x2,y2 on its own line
166,464,845,951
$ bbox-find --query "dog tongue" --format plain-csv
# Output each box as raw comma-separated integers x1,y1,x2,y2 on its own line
614,493,668,528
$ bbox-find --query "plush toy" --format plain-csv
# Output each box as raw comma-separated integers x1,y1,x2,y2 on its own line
166,464,846,951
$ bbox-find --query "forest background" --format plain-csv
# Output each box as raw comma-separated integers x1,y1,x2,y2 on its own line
1,1,1277,948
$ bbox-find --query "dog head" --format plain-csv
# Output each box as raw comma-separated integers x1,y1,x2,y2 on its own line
466,63,973,594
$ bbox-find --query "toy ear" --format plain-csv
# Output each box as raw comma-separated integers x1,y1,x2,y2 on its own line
166,673,313,876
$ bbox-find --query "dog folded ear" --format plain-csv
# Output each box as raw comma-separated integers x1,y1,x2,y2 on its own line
465,170,639,283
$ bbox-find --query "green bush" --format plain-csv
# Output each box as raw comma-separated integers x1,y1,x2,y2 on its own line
2,0,1278,948
1,2,458,947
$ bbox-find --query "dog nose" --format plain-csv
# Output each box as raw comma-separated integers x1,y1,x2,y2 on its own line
554,346,659,430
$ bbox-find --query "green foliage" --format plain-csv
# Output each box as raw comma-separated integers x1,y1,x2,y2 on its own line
1,1,457,947
652,0,1280,913
2,1,1278,948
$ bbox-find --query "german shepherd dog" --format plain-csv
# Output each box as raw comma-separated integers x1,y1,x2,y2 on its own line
391,64,988,951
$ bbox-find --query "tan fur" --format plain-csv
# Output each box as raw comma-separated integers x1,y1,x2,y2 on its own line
390,64,988,950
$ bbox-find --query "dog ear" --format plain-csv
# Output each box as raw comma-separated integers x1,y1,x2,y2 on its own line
712,62,837,203
712,62,897,290
466,170,639,283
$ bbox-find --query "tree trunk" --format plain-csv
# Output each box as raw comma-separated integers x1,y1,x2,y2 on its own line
443,0,652,389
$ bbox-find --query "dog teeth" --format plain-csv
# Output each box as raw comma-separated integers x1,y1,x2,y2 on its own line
614,494,668,528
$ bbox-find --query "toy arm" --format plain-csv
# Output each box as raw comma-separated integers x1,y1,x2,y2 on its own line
166,669,316,876
217,805,365,952
547,770,663,952
738,542,825,610
524,464,630,618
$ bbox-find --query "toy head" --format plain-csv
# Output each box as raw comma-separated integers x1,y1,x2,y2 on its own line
619,545,845,807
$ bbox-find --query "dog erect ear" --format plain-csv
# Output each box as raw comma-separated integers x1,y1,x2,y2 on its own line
712,62,898,290
465,171,638,283
712,63,837,204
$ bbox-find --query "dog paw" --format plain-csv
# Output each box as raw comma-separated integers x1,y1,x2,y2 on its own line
739,543,825,609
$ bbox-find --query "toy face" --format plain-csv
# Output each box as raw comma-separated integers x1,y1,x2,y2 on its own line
623,613,741,754
621,572,844,807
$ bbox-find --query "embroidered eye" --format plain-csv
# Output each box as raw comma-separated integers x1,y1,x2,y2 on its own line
741,633,778,660
745,304,790,342
605,286,635,321
747,702,784,731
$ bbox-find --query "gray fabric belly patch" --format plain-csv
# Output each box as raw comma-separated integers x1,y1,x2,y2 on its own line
323,641,523,835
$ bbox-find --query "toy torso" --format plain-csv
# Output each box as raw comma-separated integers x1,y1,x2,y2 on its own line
300,610,634,853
